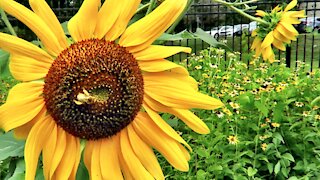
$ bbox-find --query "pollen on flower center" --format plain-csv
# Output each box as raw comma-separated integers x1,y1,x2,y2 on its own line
43,39,144,140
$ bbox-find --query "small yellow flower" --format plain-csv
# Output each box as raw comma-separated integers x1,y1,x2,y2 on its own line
260,123,267,127
229,102,240,109
315,115,320,120
202,73,210,78
295,101,304,107
261,143,268,151
251,0,305,63
302,111,310,117
227,135,239,145
276,85,286,92
222,107,233,116
271,122,281,128
265,118,271,123
195,65,202,70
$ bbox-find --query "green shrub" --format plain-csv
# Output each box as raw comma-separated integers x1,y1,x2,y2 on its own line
162,48,320,179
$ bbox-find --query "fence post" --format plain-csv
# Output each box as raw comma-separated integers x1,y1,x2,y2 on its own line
285,46,291,67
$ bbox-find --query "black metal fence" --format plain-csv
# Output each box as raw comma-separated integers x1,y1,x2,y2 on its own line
2,0,319,70
182,0,320,70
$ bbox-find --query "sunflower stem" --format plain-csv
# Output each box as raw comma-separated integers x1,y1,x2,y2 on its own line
136,2,151,14
146,0,156,15
166,0,193,34
212,0,269,26
0,8,17,36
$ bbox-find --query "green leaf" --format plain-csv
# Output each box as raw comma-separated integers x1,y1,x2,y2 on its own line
274,161,281,175
196,148,209,158
288,176,298,180
281,167,289,178
282,153,295,162
0,132,25,161
8,159,25,180
0,49,10,77
247,167,257,177
254,101,268,117
267,163,274,174
273,132,284,144
208,165,223,171
194,28,231,51
196,169,206,180
61,21,70,35
76,159,89,180
273,102,285,121
157,30,195,41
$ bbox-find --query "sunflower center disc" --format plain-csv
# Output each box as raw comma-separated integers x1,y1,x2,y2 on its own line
43,39,144,140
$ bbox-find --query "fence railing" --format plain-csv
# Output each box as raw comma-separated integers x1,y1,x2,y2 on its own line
1,0,319,70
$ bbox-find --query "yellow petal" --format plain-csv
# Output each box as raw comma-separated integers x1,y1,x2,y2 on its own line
279,21,299,36
272,5,281,13
272,38,286,51
132,112,189,171
29,0,68,49
0,33,53,63
281,12,301,24
273,29,291,44
143,103,191,151
177,143,190,161
261,31,274,49
0,0,63,56
251,29,257,37
91,140,102,180
117,134,134,180
127,125,164,179
144,73,223,109
120,128,153,179
94,0,122,39
119,0,187,52
255,10,266,17
70,138,81,180
0,82,44,132
13,106,46,139
290,10,306,18
251,37,261,50
276,24,297,41
43,123,58,180
138,59,188,75
144,94,210,134
55,133,79,180
25,116,54,180
68,0,100,41
49,127,67,179
104,0,141,41
84,141,95,177
284,0,297,12
262,46,275,62
132,45,191,59
100,137,123,180
9,55,51,81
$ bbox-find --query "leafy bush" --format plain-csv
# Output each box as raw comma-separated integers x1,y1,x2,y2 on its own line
162,48,320,179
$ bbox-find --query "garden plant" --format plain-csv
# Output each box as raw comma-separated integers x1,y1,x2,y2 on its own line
0,0,319,179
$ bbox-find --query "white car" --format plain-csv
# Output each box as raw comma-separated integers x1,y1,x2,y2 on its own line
234,24,249,35
248,21,257,33
298,16,320,32
206,26,236,38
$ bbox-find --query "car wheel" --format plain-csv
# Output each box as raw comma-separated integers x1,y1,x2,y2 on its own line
214,33,219,39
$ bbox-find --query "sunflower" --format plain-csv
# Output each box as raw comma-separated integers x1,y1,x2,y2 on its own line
0,0,223,179
251,0,305,63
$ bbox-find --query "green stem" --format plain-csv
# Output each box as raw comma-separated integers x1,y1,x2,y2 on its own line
166,0,193,34
136,3,151,14
311,96,320,107
213,0,268,26
146,0,156,15
0,8,17,36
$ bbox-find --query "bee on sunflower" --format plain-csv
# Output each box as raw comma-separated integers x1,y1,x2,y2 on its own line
251,0,306,63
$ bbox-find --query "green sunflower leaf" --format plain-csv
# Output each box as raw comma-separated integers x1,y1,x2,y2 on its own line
0,49,10,77
0,132,25,161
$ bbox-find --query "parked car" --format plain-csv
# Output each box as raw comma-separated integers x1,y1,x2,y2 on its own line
297,16,320,32
218,26,235,36
248,21,257,33
205,27,220,38
234,24,249,35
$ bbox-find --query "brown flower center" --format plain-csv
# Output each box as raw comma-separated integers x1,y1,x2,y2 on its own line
43,39,144,140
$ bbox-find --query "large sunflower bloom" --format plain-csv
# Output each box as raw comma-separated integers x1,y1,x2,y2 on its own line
251,0,305,63
0,0,223,179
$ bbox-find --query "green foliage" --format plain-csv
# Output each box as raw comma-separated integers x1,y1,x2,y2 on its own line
161,47,320,179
